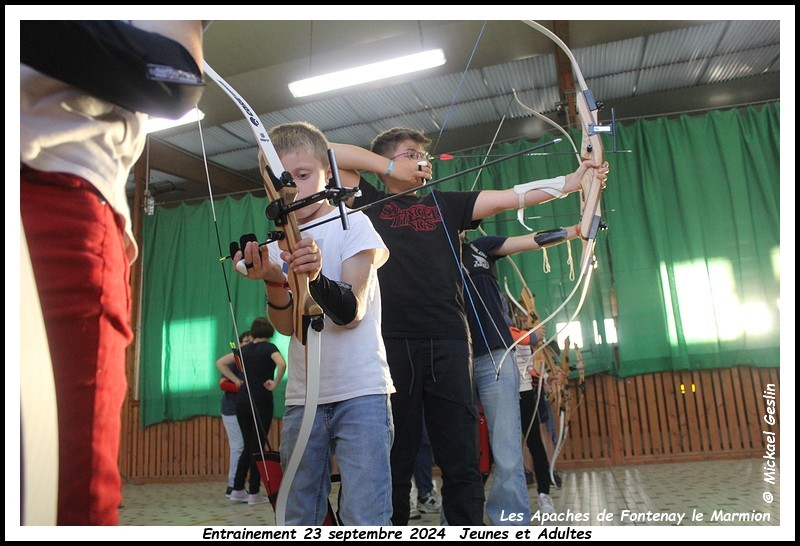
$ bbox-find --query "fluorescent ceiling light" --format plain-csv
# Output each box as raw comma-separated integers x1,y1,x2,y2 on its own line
288,48,446,98
146,107,204,134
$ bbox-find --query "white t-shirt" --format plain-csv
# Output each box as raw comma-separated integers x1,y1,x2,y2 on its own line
270,208,394,405
516,342,535,393
20,65,145,262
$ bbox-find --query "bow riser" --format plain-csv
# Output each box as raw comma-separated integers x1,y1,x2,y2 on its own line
576,90,604,244
257,154,323,344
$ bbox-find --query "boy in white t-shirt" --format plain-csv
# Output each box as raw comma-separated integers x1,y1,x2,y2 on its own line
233,121,394,525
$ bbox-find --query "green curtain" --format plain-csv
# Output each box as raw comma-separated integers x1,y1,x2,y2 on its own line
140,194,290,426
418,127,617,378
139,104,779,425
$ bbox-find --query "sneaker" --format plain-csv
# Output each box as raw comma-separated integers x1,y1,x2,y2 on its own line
409,483,421,519
225,486,233,498
408,478,421,520
248,493,268,505
418,492,442,513
229,489,248,503
537,493,555,514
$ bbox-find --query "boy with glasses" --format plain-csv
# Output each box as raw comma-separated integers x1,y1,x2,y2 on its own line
332,127,607,525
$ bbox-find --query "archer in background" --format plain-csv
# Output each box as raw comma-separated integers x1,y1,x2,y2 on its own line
332,128,607,525
233,121,394,525
461,226,579,523
216,318,285,505
219,330,252,499
20,20,206,525
408,419,442,520
512,321,562,516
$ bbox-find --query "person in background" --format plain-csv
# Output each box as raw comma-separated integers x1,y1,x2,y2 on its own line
219,330,253,498
513,331,558,515
408,420,442,520
460,225,578,524
20,20,206,525
217,317,286,505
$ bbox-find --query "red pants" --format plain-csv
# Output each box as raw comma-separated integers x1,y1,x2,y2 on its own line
21,168,133,525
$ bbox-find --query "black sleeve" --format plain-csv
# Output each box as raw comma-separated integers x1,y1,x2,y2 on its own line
435,189,481,231
20,21,204,119
308,274,358,326
350,176,383,209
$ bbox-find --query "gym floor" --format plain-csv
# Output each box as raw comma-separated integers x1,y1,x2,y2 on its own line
117,458,780,528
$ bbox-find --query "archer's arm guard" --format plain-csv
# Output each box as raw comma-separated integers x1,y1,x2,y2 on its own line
534,227,569,248
308,273,357,326
513,176,567,208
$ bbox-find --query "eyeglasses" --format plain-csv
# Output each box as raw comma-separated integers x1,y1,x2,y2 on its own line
391,149,433,162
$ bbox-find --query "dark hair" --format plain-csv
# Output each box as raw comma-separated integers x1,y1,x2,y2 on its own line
238,330,252,343
249,317,274,339
369,127,431,158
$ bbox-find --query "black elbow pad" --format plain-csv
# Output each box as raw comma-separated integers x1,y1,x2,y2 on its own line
20,21,204,119
308,274,358,326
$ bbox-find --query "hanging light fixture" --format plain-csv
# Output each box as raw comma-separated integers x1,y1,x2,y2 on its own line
288,49,446,98
145,107,204,134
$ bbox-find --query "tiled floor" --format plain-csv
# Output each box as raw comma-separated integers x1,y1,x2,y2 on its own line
118,458,781,528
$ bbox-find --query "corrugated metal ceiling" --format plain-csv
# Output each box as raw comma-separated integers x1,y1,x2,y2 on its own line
139,19,781,204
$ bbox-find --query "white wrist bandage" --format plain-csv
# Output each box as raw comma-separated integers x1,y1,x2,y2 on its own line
513,176,567,209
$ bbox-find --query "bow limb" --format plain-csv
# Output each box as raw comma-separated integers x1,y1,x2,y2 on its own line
549,336,571,484
203,62,322,526
524,20,606,281
499,21,609,376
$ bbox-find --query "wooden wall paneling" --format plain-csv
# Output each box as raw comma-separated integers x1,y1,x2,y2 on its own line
766,367,780,450
671,371,690,453
578,379,592,461
581,375,611,461
209,416,215,477
613,376,629,460
635,375,652,456
662,371,681,455
603,374,624,465
630,376,646,457
652,373,671,456
759,367,777,444
183,417,191,477
620,377,635,458
698,369,721,452
117,368,778,482
681,370,702,454
729,367,751,451
589,375,609,462
695,370,710,453
740,366,765,452
710,369,731,451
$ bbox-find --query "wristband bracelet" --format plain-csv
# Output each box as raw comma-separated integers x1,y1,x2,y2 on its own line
266,291,293,311
385,159,394,176
265,279,289,289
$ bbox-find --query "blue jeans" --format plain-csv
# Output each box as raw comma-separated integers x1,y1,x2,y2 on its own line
222,413,244,488
474,348,531,525
414,420,434,498
280,394,394,525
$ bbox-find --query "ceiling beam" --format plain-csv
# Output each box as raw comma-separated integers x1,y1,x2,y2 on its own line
553,21,578,129
146,138,260,194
